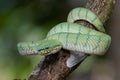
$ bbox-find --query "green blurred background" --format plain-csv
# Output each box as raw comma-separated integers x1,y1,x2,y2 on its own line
0,0,120,80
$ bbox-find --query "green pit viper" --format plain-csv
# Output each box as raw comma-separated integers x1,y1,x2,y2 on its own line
17,7,111,68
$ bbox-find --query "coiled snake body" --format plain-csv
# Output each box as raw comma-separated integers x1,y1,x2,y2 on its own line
17,8,111,67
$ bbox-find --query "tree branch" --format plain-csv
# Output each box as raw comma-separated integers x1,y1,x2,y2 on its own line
27,0,115,80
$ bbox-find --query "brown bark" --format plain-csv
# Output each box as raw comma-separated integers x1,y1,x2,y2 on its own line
27,0,114,80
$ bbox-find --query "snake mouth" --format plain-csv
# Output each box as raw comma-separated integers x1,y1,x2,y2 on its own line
38,45,62,55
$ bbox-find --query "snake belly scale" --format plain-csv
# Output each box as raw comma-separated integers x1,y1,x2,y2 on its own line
17,7,111,68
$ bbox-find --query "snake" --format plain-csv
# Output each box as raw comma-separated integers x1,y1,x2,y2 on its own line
17,7,111,67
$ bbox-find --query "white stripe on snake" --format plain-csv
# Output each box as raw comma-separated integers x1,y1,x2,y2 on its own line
17,7,111,68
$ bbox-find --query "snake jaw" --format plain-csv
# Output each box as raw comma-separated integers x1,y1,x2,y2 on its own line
38,45,62,55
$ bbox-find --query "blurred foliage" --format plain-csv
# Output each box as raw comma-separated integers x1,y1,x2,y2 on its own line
0,0,115,80
0,0,71,79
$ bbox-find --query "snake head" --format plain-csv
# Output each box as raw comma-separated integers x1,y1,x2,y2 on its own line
17,40,62,55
